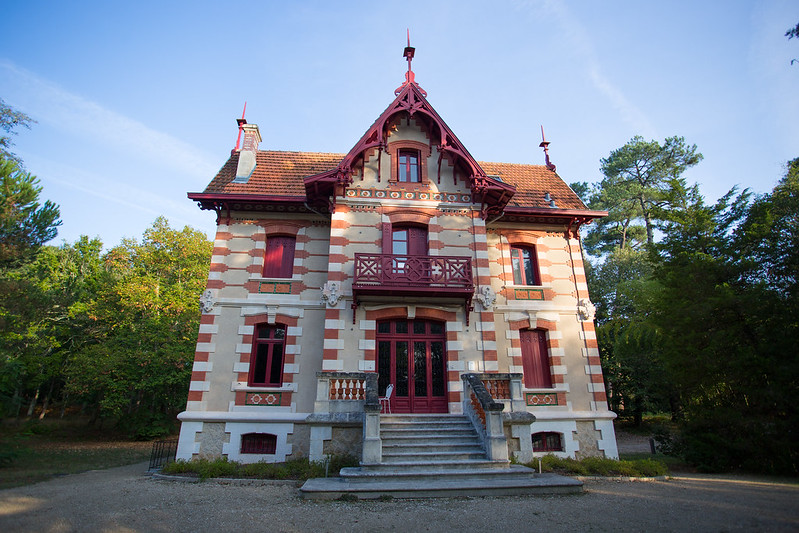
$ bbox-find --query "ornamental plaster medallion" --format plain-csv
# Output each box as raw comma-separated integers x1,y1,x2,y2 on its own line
199,289,217,313
577,298,596,321
476,286,496,310
321,281,342,306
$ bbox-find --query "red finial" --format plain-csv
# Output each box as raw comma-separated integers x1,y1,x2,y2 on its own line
539,125,556,172
396,30,426,96
234,102,247,151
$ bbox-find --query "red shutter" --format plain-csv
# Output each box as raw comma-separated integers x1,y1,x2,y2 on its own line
382,223,393,254
520,329,552,388
264,236,295,278
408,227,428,255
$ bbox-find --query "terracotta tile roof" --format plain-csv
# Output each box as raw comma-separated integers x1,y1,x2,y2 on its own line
201,151,586,210
478,161,586,210
203,151,344,196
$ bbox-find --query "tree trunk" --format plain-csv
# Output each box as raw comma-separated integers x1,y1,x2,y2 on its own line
26,386,40,418
39,381,55,420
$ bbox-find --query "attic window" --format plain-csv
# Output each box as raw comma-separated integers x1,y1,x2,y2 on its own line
398,150,420,183
487,174,503,182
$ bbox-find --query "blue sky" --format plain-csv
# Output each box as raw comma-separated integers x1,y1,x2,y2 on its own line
1,0,797,247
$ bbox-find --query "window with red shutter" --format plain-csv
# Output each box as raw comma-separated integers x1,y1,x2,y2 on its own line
263,236,295,278
520,329,552,388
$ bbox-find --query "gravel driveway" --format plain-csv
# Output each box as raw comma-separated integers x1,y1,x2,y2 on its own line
1,461,797,532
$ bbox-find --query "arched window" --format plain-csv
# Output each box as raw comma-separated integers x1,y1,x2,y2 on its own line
248,324,286,387
532,432,563,452
241,433,277,454
510,245,539,285
263,236,295,278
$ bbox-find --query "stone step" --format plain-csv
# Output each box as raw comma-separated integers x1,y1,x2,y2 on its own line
339,464,535,482
381,435,480,446
380,429,478,439
381,421,474,431
381,450,489,463
356,458,511,472
382,443,485,454
299,471,584,500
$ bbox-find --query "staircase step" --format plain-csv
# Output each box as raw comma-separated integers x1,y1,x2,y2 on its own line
382,444,485,454
300,472,583,500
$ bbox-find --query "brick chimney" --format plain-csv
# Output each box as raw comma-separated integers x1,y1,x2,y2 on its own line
233,121,261,183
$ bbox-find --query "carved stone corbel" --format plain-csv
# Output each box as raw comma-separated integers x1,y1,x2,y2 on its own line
199,289,217,313
475,286,496,310
321,281,342,307
577,298,596,321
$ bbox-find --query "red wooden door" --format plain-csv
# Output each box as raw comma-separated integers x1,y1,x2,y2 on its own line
377,319,447,413
520,329,552,388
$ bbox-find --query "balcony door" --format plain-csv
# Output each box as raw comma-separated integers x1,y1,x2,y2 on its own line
377,319,447,413
392,226,427,256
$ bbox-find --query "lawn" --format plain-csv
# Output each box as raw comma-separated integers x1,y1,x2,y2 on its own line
0,419,154,490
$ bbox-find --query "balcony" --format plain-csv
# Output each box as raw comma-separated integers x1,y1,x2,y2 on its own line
353,253,474,302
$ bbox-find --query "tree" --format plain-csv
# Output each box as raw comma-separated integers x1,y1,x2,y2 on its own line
589,136,703,251
0,159,62,267
64,218,212,438
0,98,35,166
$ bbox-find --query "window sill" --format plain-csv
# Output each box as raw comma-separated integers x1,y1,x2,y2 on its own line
234,384,292,393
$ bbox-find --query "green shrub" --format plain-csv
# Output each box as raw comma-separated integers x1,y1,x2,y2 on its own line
161,453,359,480
531,454,668,477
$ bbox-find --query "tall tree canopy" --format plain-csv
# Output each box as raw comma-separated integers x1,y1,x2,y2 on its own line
584,136,703,255
0,159,62,267
0,97,34,165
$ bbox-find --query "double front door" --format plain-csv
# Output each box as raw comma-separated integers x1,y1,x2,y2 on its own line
377,319,447,413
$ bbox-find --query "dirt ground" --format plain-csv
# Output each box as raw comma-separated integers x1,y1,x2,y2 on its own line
1,460,797,533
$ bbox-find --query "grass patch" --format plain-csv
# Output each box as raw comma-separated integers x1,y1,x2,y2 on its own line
528,454,669,477
0,419,152,490
162,454,359,481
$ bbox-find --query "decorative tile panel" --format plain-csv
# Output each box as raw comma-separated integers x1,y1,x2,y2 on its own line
514,288,545,300
259,281,292,294
526,392,559,406
245,392,283,406
346,188,472,203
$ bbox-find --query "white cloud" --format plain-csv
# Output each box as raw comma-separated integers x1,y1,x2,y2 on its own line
0,59,218,178
516,0,657,139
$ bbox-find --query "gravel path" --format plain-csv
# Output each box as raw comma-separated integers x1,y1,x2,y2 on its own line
1,462,797,532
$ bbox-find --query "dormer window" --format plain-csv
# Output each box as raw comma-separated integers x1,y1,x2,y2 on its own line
398,149,420,182
388,141,430,183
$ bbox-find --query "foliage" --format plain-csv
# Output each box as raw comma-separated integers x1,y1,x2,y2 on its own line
63,217,212,438
583,136,702,255
0,98,35,165
0,217,212,440
0,159,61,267
532,454,668,477
162,454,360,481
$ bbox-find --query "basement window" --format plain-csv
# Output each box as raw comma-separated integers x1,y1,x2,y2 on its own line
532,432,563,452
241,433,277,454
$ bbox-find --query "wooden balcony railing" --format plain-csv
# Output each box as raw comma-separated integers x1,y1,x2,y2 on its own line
353,253,473,295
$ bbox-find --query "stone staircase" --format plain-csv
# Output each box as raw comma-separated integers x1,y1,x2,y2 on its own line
300,414,582,499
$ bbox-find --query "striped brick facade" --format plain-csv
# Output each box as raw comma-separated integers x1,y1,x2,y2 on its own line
177,76,618,464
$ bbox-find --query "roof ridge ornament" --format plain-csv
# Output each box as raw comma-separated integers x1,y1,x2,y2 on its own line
395,29,426,96
539,125,556,172
234,101,247,152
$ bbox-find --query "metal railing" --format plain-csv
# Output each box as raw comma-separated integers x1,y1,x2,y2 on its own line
148,439,178,471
